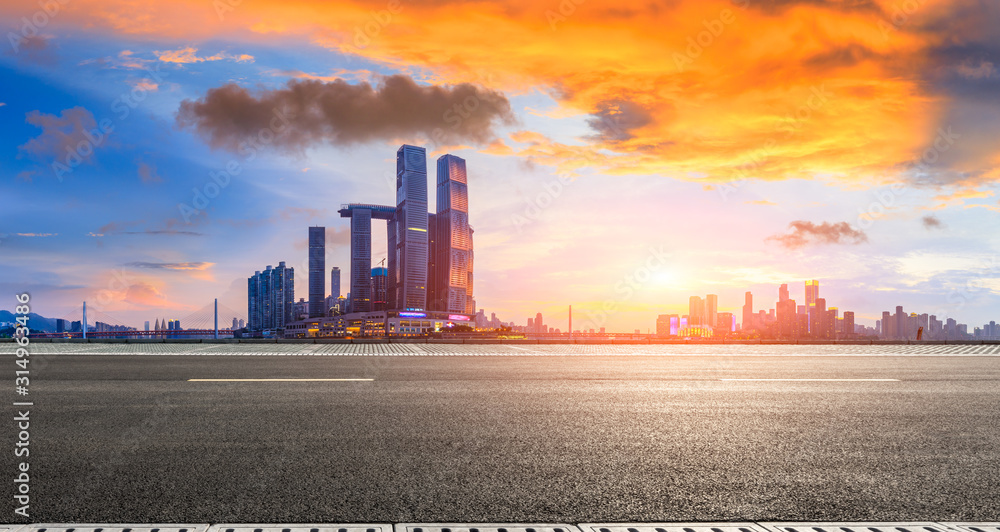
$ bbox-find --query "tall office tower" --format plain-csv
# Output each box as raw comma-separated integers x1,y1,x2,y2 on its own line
742,291,754,330
144,321,150,332
154,319,160,331
527,317,534,331
232,317,238,330
371,267,388,311
331,267,341,298
308,226,326,318
466,227,475,314
945,318,957,340
427,212,437,309
430,154,474,314
393,144,429,310
805,280,819,307
777,298,797,338
882,311,893,339
717,312,735,332
536,312,544,334
239,319,245,329
779,283,789,302
705,294,718,329
805,280,819,332
895,306,906,340
350,208,373,313
248,261,295,332
812,297,827,338
689,296,705,326
843,311,855,338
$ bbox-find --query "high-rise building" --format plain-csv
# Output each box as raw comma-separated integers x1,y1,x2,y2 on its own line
716,311,735,332
742,291,754,330
895,305,906,340
392,144,429,310
232,317,238,330
705,294,718,329
430,154,474,314
308,226,326,318
843,311,855,338
371,267,388,311
805,280,819,307
248,261,295,332
689,296,705,326
805,280,819,333
811,297,826,338
350,207,373,313
779,283,789,302
535,312,544,334
331,266,341,299
144,320,150,332
777,297,797,338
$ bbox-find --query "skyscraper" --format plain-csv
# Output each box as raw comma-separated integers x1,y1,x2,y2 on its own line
843,311,855,338
805,279,819,333
705,294,718,329
331,266,341,298
350,208,373,313
812,297,826,338
742,291,754,330
805,280,819,307
393,144,429,310
248,262,295,332
371,267,388,311
689,296,705,326
431,154,474,314
308,226,325,318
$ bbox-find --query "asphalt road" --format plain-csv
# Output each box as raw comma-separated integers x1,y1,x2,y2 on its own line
6,354,1000,523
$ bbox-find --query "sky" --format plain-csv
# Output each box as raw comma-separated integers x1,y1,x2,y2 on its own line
1,0,999,332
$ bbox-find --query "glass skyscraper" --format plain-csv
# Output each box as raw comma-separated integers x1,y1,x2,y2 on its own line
392,144,429,311
308,226,325,318
431,154,474,314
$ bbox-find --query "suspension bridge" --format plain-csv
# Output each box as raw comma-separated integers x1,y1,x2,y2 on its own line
29,299,248,339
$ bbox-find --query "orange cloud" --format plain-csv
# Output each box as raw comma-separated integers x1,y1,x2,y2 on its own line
8,0,998,186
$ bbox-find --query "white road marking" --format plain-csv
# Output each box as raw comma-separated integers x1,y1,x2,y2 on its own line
188,378,374,382
720,378,899,382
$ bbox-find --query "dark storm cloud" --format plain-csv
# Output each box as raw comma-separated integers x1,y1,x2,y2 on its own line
176,75,516,152
586,99,656,141
767,221,868,249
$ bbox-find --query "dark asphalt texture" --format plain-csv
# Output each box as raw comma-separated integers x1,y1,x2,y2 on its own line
6,355,1000,523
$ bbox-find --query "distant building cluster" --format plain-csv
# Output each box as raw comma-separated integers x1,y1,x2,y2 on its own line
876,307,981,341
656,280,862,339
652,280,993,341
248,145,478,338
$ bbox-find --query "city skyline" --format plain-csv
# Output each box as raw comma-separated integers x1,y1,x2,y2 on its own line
3,0,999,331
